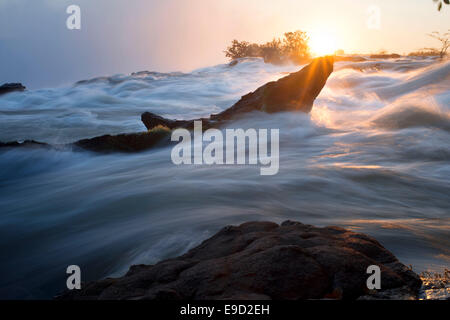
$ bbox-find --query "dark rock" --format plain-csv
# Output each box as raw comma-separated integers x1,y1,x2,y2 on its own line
8,57,334,154
57,220,422,300
218,55,334,116
74,128,172,153
0,140,48,149
140,112,200,131
369,54,401,59
334,55,366,62
0,83,26,96
228,60,239,67
142,56,334,131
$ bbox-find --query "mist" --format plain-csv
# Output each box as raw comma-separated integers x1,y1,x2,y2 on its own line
0,0,448,88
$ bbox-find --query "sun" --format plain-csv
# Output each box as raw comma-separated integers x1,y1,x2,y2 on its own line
309,31,338,56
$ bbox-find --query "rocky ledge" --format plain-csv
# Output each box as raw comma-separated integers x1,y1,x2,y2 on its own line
0,83,26,95
141,55,334,131
58,220,422,300
0,57,334,153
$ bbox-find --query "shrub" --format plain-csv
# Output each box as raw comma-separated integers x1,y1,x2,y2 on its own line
282,31,311,64
224,31,311,65
428,30,450,58
408,48,441,57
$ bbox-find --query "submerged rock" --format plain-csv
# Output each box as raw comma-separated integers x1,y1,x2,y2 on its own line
0,83,26,96
142,56,334,131
1,57,334,153
58,220,421,300
228,60,239,67
0,140,48,149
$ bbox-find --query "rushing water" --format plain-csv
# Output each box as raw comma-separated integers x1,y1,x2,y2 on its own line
0,57,449,299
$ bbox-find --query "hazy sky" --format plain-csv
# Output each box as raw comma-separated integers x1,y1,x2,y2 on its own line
0,0,448,88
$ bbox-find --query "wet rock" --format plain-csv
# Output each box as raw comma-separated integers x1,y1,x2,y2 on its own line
0,83,26,96
142,56,334,130
140,112,200,131
0,140,48,149
219,55,334,115
334,55,366,62
418,271,450,300
73,128,172,153
57,220,422,300
5,57,334,154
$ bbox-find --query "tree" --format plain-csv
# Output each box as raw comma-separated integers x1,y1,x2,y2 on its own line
260,38,283,64
224,40,251,59
408,48,441,56
282,31,311,63
224,31,310,65
428,30,450,58
434,0,449,11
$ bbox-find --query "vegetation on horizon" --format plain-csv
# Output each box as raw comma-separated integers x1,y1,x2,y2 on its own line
428,30,450,58
224,30,311,65
407,49,441,57
434,0,449,11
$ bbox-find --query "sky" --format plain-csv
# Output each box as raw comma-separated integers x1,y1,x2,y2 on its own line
0,0,448,88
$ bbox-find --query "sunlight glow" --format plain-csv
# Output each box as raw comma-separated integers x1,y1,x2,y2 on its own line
309,31,338,56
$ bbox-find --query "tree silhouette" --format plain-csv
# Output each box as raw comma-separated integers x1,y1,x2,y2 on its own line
434,0,449,11
224,31,310,64
428,30,450,58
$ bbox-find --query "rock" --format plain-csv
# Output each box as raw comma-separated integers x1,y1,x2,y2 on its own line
369,54,401,59
141,56,334,131
218,55,334,116
0,140,48,149
0,83,26,96
334,55,366,62
140,112,201,131
4,57,334,154
57,220,422,300
73,127,172,153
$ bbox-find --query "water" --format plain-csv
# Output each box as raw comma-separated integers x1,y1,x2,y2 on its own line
0,57,449,299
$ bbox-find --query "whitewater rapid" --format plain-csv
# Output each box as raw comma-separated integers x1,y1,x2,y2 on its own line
0,57,449,299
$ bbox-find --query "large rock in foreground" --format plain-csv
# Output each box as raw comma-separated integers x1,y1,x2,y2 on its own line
58,220,421,300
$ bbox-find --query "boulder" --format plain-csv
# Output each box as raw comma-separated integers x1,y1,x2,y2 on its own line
2,57,334,154
141,56,334,130
334,55,366,62
58,220,422,300
74,128,172,153
0,83,26,96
